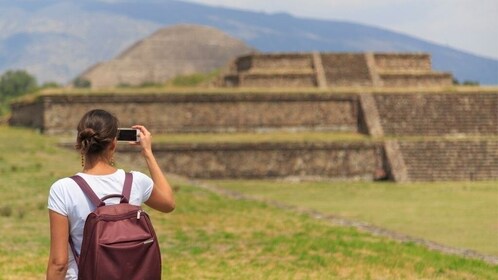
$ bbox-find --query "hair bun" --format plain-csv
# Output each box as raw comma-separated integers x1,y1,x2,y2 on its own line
76,109,119,155
79,128,97,141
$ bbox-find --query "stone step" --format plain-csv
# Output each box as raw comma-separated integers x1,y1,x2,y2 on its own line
399,140,498,181
321,53,373,87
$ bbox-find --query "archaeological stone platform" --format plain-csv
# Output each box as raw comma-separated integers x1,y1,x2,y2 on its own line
10,87,498,182
220,52,453,88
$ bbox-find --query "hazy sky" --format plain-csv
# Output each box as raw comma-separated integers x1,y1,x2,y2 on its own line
180,0,498,60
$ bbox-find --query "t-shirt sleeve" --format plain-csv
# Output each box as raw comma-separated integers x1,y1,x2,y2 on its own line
131,171,154,203
47,180,68,216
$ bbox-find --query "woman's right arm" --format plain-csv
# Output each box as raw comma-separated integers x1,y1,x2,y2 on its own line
46,210,69,280
133,125,175,213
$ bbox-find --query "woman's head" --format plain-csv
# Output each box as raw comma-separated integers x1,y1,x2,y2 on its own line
76,109,119,156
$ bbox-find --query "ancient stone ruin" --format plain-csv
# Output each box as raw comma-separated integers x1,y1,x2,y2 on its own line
219,52,453,88
10,52,498,182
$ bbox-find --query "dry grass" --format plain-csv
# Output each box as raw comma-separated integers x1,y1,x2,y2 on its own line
16,84,498,101
211,179,498,256
152,131,370,144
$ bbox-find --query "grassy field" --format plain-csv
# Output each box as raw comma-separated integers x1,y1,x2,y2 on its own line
210,180,498,257
0,126,497,279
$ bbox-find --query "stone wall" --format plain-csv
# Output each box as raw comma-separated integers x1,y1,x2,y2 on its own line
236,54,314,72
373,53,431,71
374,92,498,136
9,101,44,129
236,73,317,88
379,73,453,87
117,142,385,180
399,140,498,181
12,91,498,137
10,92,359,134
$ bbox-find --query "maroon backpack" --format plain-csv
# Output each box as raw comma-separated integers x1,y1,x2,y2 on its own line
70,173,161,280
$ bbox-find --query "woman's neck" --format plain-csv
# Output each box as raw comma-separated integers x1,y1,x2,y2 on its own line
82,160,117,175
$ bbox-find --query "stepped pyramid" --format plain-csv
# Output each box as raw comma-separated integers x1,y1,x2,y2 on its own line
10,50,498,182
220,52,453,88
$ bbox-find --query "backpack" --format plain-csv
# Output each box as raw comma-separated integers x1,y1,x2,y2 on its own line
69,173,161,280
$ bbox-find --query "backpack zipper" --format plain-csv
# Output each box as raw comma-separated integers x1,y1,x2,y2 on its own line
137,210,142,220
143,238,154,244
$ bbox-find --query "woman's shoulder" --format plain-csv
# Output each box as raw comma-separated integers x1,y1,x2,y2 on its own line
49,176,79,195
128,170,153,186
54,175,79,185
129,170,151,180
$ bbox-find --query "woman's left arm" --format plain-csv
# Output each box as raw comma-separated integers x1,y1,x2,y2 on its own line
46,210,69,280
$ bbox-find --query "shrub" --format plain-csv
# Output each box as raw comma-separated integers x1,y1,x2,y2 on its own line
73,77,91,88
0,70,37,102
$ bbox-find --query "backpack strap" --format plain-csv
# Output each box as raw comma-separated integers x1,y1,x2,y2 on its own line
122,172,133,203
70,175,105,207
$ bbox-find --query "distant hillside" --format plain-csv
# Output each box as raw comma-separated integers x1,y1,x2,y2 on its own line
78,24,254,88
0,0,496,85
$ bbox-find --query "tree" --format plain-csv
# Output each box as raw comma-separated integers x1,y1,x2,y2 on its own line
0,70,38,102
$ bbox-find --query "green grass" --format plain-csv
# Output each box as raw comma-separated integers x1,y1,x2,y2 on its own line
210,180,498,257
0,126,497,279
165,70,221,87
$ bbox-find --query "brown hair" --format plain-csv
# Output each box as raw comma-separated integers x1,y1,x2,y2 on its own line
76,109,118,155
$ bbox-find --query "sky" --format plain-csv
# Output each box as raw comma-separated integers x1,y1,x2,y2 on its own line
180,0,498,60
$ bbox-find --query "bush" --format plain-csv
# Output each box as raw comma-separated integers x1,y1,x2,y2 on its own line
453,78,479,86
40,81,61,89
73,77,91,88
0,70,38,115
0,70,37,103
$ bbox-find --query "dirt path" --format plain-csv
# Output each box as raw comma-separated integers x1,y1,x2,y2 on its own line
178,176,498,265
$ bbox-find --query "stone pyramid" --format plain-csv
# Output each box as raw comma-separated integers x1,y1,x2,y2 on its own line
77,24,255,88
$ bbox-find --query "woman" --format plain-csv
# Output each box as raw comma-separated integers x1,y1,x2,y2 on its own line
46,109,175,279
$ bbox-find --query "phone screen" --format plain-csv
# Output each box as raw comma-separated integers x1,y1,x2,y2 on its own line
117,129,138,142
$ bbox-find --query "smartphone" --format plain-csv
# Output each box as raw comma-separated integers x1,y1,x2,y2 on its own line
117,128,140,142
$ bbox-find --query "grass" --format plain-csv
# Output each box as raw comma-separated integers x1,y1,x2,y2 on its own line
210,180,498,257
12,85,498,103
0,126,497,279
150,132,498,145
165,70,221,87
152,131,370,144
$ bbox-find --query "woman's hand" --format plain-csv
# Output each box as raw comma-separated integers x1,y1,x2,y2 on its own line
131,125,153,157
131,125,175,213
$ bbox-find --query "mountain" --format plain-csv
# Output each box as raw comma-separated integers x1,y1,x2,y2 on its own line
0,0,496,85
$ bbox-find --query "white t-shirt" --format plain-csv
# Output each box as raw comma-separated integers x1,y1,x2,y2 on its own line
47,169,154,280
